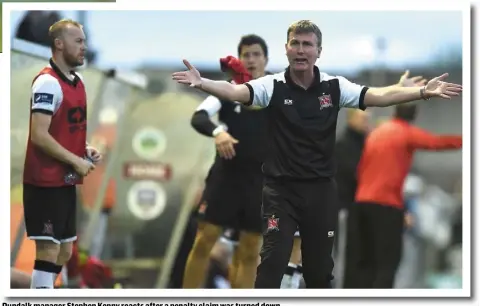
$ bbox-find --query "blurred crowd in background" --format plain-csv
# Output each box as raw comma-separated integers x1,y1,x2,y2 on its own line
9,10,463,289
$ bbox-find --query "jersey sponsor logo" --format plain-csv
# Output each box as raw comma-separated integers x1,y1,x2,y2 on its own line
67,106,87,133
319,94,333,110
67,106,86,123
33,93,54,105
327,230,335,238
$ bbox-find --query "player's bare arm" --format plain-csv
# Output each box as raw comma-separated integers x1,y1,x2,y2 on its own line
172,59,251,104
364,72,462,107
31,113,94,176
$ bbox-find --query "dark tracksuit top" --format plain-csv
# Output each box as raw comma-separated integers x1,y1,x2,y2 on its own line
244,65,369,289
244,65,368,180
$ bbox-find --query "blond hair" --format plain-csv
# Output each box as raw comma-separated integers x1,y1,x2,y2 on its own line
48,19,83,51
287,20,322,47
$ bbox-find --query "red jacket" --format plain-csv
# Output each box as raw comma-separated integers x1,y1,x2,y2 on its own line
355,118,462,209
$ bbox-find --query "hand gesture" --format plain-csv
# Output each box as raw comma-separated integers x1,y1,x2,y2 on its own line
215,131,239,160
172,59,202,88
86,146,102,163
424,73,463,99
398,70,427,87
73,156,95,177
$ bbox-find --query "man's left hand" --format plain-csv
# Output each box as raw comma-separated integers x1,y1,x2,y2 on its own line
86,146,102,163
424,73,463,99
398,70,427,87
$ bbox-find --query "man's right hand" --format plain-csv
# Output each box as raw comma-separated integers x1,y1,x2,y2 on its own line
73,157,95,177
215,131,239,160
172,59,203,88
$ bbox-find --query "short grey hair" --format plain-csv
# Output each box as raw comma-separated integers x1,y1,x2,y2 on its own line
287,20,322,48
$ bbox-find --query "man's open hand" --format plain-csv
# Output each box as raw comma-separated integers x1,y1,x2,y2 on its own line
215,131,239,160
398,70,427,87
172,59,202,88
424,73,463,99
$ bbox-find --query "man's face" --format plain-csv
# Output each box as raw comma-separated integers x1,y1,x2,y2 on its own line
239,43,267,79
285,31,321,73
57,25,87,68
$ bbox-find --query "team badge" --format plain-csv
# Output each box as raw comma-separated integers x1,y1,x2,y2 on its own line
319,94,333,110
267,215,280,232
42,220,54,235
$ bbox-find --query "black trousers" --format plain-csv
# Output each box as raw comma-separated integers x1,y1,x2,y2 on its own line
343,202,404,288
168,212,198,288
255,177,338,288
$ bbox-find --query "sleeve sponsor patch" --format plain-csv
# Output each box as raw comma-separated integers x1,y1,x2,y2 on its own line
33,93,54,105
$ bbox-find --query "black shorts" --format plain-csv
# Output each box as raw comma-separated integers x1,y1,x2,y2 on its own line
198,161,263,233
23,183,77,244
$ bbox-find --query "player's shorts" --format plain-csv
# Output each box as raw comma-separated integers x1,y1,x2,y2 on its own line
294,230,300,238
23,183,77,244
197,161,263,233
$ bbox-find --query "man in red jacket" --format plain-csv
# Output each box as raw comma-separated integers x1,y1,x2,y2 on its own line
343,102,462,288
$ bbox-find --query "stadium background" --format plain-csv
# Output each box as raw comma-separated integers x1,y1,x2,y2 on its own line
9,10,464,289
1,0,118,52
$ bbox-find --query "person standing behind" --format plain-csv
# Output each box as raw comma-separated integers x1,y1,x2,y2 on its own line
183,34,270,288
332,108,370,288
343,102,462,289
335,71,426,217
22,19,100,289
333,71,426,287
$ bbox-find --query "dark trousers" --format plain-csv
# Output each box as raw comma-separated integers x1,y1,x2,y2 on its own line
343,202,404,288
255,177,338,288
168,212,198,288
